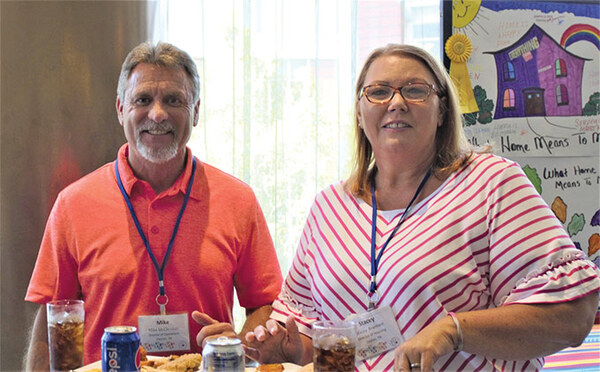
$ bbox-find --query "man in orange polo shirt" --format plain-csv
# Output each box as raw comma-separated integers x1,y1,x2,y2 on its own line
24,41,283,369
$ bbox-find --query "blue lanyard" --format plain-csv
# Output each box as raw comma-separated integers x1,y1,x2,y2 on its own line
114,157,196,314
368,169,431,310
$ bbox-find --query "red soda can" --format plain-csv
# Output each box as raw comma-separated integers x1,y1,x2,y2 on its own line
101,326,141,372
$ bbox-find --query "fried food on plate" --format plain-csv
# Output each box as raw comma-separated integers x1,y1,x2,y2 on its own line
141,353,203,372
256,363,285,371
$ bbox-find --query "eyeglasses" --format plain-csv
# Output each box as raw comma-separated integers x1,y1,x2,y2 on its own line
360,83,438,104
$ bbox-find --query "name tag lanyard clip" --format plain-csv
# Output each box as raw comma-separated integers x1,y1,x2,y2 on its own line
368,169,431,310
115,158,197,315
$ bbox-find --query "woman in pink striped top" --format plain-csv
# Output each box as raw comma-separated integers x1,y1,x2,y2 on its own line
245,44,600,371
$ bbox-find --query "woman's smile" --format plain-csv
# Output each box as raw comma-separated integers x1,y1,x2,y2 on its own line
383,120,410,129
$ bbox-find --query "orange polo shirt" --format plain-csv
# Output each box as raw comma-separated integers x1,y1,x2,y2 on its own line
26,144,283,363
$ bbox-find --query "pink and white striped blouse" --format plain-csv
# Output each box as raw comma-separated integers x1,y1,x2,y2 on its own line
272,153,600,371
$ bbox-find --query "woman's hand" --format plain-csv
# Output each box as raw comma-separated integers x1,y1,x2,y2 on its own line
393,315,457,372
244,315,305,365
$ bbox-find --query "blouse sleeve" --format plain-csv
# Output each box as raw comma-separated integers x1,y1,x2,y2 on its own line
271,200,321,336
485,160,600,307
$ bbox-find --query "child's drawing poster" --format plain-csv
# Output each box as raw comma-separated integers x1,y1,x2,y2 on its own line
445,1,599,261
510,155,599,267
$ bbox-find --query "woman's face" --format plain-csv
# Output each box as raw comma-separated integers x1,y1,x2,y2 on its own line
356,54,443,163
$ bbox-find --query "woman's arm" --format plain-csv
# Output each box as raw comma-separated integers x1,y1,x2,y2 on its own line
395,291,598,371
460,292,598,358
245,315,314,366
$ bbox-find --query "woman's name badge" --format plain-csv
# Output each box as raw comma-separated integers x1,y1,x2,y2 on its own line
347,305,404,360
138,313,190,353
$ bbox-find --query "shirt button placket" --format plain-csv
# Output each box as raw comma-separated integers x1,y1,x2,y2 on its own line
149,202,160,237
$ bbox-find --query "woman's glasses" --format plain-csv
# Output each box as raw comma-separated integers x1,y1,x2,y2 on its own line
361,83,438,104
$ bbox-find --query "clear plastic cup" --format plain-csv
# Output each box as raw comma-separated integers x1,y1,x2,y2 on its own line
312,320,357,372
46,299,84,371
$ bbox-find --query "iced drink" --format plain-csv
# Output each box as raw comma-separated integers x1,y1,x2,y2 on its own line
312,320,356,372
313,335,356,372
47,300,84,371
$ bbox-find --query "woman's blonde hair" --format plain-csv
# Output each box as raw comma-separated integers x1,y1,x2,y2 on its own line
345,44,479,198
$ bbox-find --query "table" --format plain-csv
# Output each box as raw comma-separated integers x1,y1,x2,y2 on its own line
543,323,600,371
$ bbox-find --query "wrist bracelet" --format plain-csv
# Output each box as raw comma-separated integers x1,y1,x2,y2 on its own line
448,312,463,352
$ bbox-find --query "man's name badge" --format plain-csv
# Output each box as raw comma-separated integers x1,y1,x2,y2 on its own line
138,313,190,353
347,305,404,361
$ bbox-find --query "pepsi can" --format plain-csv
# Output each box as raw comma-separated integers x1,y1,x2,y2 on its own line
102,326,141,372
202,336,244,372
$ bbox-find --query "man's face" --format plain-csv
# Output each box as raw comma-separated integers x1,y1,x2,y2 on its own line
116,63,199,165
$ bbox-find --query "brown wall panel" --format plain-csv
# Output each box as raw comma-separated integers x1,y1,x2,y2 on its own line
1,1,150,369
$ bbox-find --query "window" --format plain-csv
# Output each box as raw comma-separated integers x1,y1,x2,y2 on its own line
150,0,441,329
555,58,567,77
556,84,569,105
503,89,515,109
503,61,515,80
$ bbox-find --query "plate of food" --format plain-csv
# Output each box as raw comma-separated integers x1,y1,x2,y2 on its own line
75,354,308,372
74,354,203,371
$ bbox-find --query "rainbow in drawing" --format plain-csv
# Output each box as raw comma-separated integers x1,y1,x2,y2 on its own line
560,23,600,50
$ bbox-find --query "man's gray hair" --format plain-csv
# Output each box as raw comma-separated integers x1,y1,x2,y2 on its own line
117,41,200,103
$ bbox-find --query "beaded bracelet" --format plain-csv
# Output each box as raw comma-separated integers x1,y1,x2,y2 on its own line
448,312,464,352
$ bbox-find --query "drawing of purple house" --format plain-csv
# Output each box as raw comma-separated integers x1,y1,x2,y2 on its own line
485,24,588,119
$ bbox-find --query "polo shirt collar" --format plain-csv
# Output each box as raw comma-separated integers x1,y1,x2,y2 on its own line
115,144,203,200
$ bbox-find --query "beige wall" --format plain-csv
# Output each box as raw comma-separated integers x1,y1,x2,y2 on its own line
1,1,149,370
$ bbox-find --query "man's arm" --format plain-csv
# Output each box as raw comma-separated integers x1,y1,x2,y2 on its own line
24,304,49,372
239,305,273,342
192,305,274,348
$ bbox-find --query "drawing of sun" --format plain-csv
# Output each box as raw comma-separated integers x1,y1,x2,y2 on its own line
452,0,490,37
453,0,481,28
